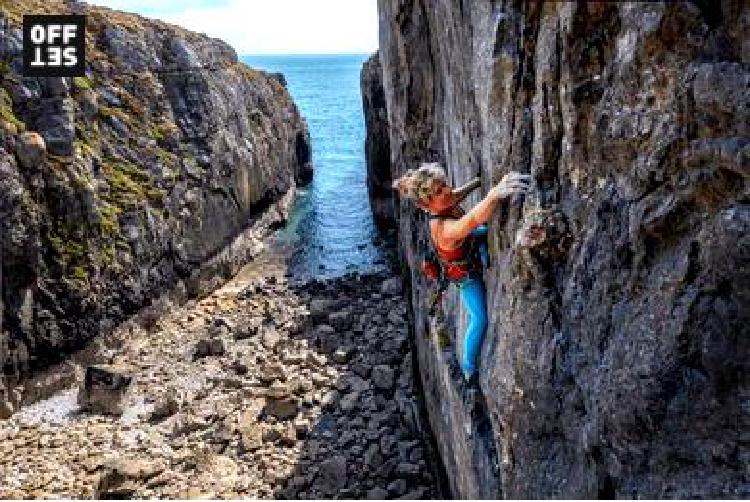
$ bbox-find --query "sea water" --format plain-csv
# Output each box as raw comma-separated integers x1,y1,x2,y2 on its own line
242,54,387,279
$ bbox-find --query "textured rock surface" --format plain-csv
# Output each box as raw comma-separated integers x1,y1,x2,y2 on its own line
371,0,749,498
361,52,395,229
0,0,311,384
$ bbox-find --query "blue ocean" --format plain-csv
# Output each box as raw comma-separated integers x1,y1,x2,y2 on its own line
241,54,387,279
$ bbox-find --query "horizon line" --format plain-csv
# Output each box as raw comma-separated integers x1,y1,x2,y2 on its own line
241,52,375,57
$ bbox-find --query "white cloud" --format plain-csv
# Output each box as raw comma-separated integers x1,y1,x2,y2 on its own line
87,0,378,55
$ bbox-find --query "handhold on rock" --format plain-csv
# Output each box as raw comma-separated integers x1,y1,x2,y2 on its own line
77,365,132,415
15,131,46,169
515,208,570,254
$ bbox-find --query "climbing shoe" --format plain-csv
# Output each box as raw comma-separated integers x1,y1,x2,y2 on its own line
460,376,480,437
447,354,463,381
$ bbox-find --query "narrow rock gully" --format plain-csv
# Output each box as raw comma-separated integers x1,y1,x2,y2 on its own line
0,248,442,499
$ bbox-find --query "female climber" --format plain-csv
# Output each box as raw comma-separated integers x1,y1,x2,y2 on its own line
392,163,531,382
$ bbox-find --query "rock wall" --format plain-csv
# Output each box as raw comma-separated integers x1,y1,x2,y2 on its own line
0,0,311,388
372,0,749,498
361,52,394,230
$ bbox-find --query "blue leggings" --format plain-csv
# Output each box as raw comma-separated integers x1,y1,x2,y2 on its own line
459,226,489,380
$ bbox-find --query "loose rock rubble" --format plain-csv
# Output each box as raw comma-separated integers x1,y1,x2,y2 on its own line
0,253,439,499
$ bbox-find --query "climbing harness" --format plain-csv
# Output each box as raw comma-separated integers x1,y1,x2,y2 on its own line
420,216,487,316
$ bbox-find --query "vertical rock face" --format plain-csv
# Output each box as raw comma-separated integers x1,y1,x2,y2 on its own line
371,0,748,498
0,0,311,381
361,52,395,230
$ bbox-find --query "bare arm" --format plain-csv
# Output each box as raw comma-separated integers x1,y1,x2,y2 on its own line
439,191,503,243
439,172,531,244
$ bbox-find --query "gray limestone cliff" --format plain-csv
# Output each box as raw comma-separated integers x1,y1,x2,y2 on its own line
0,0,311,395
366,0,749,498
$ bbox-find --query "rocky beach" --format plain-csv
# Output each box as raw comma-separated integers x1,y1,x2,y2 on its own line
0,247,440,498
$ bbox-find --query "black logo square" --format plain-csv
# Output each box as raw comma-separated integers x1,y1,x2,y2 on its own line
22,15,85,77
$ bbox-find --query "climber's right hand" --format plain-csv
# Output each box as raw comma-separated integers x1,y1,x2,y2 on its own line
490,172,531,200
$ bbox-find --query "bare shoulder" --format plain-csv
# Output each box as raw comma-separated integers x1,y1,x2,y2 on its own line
430,217,461,249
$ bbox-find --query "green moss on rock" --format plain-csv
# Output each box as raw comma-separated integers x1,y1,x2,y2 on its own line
0,103,25,132
101,156,164,209
73,76,93,90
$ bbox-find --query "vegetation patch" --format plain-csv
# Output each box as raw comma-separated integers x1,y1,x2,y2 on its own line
98,202,122,237
47,225,89,287
0,60,11,77
0,103,25,132
73,76,93,90
98,105,131,125
149,120,179,142
101,156,164,209
73,139,97,159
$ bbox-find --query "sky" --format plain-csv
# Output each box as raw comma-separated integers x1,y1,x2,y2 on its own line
87,0,379,55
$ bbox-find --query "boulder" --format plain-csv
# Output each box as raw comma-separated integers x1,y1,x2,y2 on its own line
0,399,14,419
366,487,389,499
149,396,178,422
371,365,395,391
264,397,298,420
258,362,286,384
328,310,352,330
77,365,132,415
315,324,338,353
95,457,164,498
193,338,225,359
15,132,46,168
238,409,263,451
387,478,408,496
380,277,403,296
332,346,352,364
261,326,282,351
315,455,348,493
309,299,335,323
169,413,209,437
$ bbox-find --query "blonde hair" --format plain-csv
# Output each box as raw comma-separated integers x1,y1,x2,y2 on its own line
392,162,447,204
